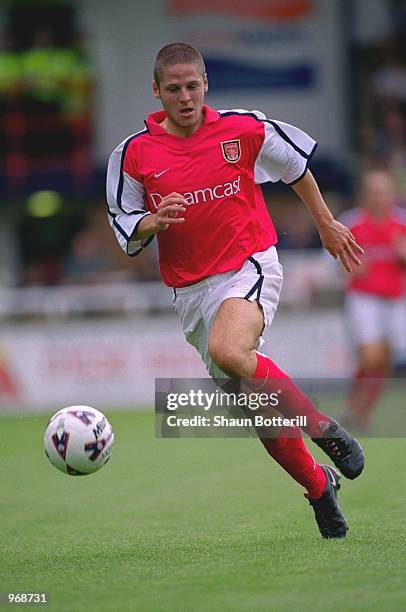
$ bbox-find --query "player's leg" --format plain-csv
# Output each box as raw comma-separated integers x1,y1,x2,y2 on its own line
208,296,338,434
207,299,327,490
173,254,350,536
344,292,389,428
345,342,389,428
207,296,262,377
259,427,325,497
261,430,347,538
208,296,347,537
208,251,364,480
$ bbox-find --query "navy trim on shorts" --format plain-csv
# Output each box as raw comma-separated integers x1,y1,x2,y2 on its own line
245,256,264,301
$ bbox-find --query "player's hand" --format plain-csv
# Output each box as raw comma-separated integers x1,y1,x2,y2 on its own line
153,192,188,232
318,219,364,272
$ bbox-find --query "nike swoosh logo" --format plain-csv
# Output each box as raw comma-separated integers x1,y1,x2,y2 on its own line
154,169,170,178
326,466,336,487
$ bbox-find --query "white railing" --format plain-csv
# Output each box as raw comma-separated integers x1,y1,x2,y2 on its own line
0,282,173,319
0,251,344,319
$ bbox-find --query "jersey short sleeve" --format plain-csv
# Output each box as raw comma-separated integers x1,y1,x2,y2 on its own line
251,110,317,185
106,134,153,256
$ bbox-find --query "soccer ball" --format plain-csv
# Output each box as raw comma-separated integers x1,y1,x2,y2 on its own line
44,406,114,475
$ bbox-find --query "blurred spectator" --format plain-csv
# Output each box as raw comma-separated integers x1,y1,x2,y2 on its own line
277,204,321,249
357,20,406,200
367,107,406,197
131,239,161,281
265,193,321,250
369,107,406,157
62,228,111,284
372,46,406,108
61,205,161,285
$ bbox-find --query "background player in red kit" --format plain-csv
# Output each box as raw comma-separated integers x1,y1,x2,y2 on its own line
107,43,365,538
341,170,406,429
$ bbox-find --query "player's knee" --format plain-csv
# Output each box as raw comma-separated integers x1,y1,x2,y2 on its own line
208,341,246,377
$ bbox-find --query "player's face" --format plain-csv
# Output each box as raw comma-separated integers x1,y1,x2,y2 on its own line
153,63,208,137
361,171,395,217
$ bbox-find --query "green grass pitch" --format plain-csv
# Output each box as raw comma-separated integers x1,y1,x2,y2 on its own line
1,410,406,611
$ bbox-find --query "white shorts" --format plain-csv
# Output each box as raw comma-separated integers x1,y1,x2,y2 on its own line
173,246,283,378
345,291,406,357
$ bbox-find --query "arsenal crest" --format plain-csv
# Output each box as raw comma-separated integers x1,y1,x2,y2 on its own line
221,139,241,163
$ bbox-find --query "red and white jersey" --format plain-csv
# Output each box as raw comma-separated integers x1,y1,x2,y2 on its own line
106,106,317,288
341,207,406,298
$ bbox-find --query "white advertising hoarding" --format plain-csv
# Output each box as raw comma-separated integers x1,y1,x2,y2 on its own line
0,311,352,412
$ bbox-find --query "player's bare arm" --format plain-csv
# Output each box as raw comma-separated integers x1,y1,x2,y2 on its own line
292,170,364,272
132,192,187,240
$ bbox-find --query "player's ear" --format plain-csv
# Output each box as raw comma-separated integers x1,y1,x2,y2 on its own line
152,81,161,100
203,73,208,93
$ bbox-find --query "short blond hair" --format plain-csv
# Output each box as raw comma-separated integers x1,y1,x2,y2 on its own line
153,43,205,85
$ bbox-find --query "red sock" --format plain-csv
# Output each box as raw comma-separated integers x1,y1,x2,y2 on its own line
260,427,327,499
252,352,331,437
346,368,385,427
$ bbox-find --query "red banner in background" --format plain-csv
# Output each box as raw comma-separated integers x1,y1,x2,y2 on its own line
0,349,21,399
168,0,314,21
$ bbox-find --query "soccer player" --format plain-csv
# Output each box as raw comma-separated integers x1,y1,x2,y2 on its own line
340,169,406,429
106,43,365,538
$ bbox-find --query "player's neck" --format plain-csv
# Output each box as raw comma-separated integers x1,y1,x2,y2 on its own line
366,208,391,220
161,114,204,138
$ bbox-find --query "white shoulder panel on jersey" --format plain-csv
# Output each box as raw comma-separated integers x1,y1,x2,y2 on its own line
219,109,317,185
218,108,262,117
106,131,152,257
255,118,317,185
